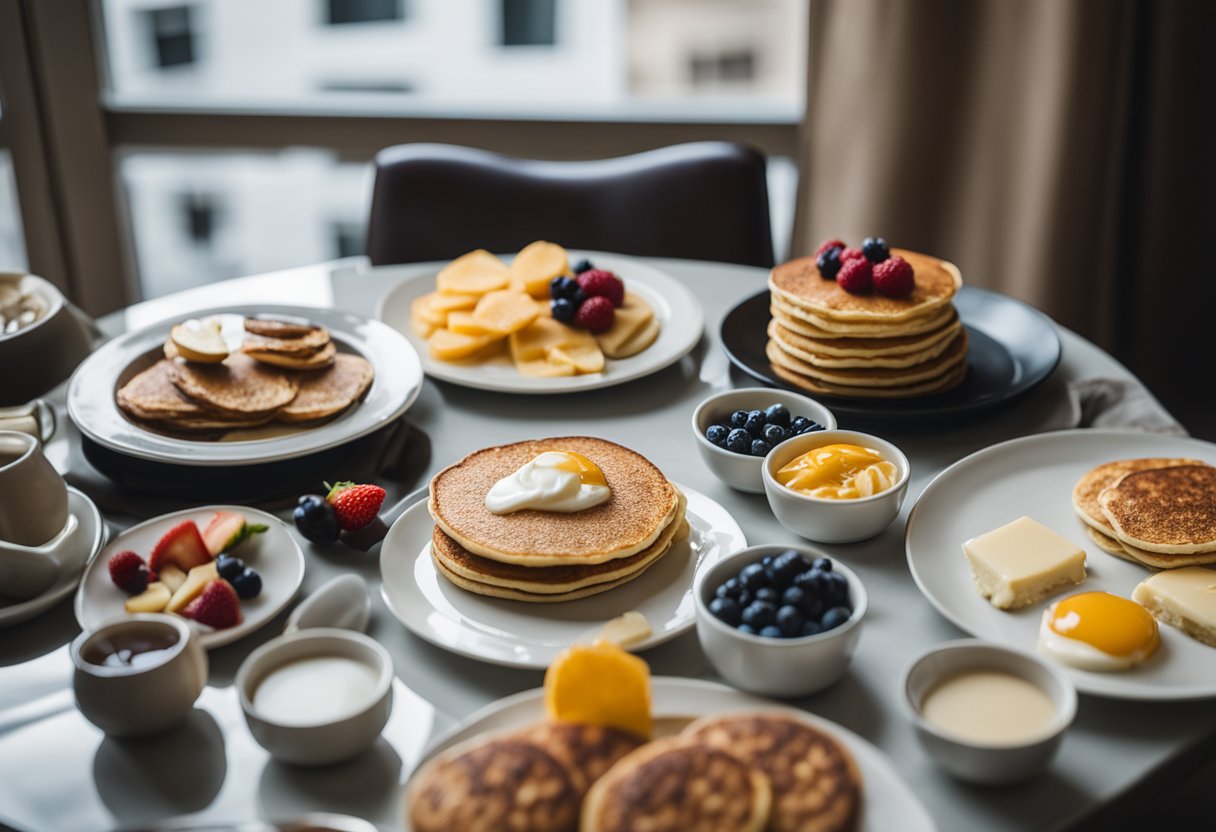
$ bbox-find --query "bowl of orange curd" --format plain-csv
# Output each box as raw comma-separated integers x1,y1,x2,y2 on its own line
762,430,909,543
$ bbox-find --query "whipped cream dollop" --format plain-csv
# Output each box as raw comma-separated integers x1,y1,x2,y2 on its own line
484,451,611,514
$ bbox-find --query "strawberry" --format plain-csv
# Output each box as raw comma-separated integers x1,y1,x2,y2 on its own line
326,481,387,531
576,269,625,307
108,550,150,595
873,255,916,298
573,295,615,332
182,579,242,629
837,258,873,294
148,520,212,573
815,238,846,258
840,246,866,263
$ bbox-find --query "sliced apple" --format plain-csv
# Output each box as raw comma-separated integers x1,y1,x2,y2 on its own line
170,320,229,363
202,511,245,556
550,342,605,374
446,311,503,337
509,241,569,298
436,250,510,296
471,290,540,335
166,561,218,614
427,328,503,361
157,565,187,594
148,520,212,574
515,358,576,377
124,582,171,614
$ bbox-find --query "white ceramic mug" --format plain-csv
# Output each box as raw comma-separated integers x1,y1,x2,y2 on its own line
72,614,209,738
0,430,68,546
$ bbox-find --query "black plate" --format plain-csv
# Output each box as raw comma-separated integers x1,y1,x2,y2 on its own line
719,286,1061,420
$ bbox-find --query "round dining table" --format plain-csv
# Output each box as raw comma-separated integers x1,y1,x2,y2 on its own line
0,256,1210,832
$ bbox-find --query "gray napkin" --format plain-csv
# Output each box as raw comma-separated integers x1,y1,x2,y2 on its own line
1052,378,1187,435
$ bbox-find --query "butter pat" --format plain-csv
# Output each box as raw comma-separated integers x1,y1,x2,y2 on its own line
963,516,1086,610
1132,566,1216,647
590,612,653,648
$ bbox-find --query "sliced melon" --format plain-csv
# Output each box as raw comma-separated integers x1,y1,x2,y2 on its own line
436,250,510,296
471,290,540,335
428,328,503,361
509,241,569,298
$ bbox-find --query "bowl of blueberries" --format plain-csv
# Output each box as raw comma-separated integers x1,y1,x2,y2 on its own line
692,387,836,493
695,544,866,697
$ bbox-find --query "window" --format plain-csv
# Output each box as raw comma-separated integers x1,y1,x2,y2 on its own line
142,5,197,69
325,0,404,26
690,50,756,86
0,152,28,270
331,222,365,259
500,0,557,47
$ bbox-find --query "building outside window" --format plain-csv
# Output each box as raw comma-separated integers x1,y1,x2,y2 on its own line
142,5,197,68
500,0,557,47
325,0,405,26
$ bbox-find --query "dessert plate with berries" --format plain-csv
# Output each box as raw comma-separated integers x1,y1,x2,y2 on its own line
376,250,704,394
74,506,304,649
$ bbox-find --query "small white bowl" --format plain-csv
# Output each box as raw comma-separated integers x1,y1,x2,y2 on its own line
694,544,867,697
692,387,837,493
237,628,393,766
762,429,909,543
902,640,1076,785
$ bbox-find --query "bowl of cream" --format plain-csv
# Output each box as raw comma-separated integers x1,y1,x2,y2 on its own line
236,627,393,765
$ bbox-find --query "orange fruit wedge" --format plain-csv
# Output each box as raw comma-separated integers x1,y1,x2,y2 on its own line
544,642,652,739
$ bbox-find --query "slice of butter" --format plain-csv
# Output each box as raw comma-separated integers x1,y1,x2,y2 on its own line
1132,566,1216,647
963,516,1086,610
579,611,653,648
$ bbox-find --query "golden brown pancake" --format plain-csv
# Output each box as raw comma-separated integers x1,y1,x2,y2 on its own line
683,712,862,832
432,551,667,603
768,349,968,398
407,733,582,832
1100,465,1216,554
429,437,679,566
245,340,337,370
768,329,968,388
770,248,961,322
171,353,298,417
767,318,962,368
581,737,771,832
1072,458,1207,534
243,317,320,339
116,360,207,419
771,295,956,338
241,327,332,356
1083,525,1143,563
515,722,646,793
277,353,374,422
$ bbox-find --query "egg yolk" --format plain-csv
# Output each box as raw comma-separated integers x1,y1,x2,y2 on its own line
776,443,897,500
1048,592,1159,658
550,451,607,487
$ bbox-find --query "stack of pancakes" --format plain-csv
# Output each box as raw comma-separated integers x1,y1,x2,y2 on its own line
428,437,688,602
767,249,968,397
1073,459,1216,569
407,712,863,832
116,317,374,435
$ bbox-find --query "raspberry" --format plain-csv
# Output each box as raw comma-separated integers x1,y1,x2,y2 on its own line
108,550,150,595
576,269,625,307
840,246,866,263
574,295,615,332
815,238,847,258
873,255,916,297
837,258,873,294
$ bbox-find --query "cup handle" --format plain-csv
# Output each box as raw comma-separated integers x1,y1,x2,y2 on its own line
34,399,56,443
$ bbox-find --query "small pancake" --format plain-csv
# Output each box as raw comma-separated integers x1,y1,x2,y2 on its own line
581,737,771,832
241,327,332,356
245,340,337,370
171,353,298,417
683,712,861,832
116,360,207,418
769,309,960,356
1117,542,1216,569
515,722,646,792
769,248,961,323
431,551,663,602
277,353,374,422
768,328,968,388
767,346,967,398
1084,525,1143,563
771,295,956,338
429,437,679,566
1100,465,1216,554
243,317,320,339
407,733,582,832
432,490,685,595
1072,458,1206,534
768,318,962,368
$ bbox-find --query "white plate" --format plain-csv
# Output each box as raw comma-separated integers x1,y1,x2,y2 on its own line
75,506,304,650
0,488,106,628
375,251,704,394
406,677,935,832
380,483,746,668
906,429,1216,700
68,305,423,466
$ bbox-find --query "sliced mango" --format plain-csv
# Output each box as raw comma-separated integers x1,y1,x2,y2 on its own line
471,290,540,335
595,293,655,358
428,328,503,361
446,311,503,337
515,358,576,377
436,250,510,296
125,582,171,614
550,343,604,374
544,642,652,739
509,317,571,363
509,241,569,298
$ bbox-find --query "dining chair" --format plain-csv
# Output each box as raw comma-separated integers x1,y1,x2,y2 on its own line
366,142,775,268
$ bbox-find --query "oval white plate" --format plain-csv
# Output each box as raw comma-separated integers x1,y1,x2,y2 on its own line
380,483,745,668
906,429,1216,700
68,305,423,466
75,506,304,650
405,677,934,832
375,251,704,394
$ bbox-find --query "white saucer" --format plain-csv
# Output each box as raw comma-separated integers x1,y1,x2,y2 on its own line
0,487,106,628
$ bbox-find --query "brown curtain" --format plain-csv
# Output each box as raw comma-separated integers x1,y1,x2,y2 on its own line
793,0,1213,429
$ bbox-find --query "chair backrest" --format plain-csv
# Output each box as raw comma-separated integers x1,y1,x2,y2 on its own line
366,142,774,268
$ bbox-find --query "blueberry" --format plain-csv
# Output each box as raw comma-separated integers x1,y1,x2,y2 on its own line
738,562,769,591
823,571,849,605
750,439,771,457
549,275,579,299
762,424,788,445
759,625,784,639
761,555,773,566
794,568,828,594
801,595,825,620
725,428,751,454
820,605,852,631
812,557,832,573
817,246,843,279
216,553,245,581
862,236,889,263
741,601,776,629
800,620,824,637
800,421,824,434
737,590,753,607
789,416,811,434
764,404,790,427
572,259,594,275
744,410,767,437
769,550,805,586
776,604,804,636
754,587,780,604
709,596,741,626
781,586,806,609
551,297,576,322
293,494,341,544
230,568,262,600
570,287,586,306
715,577,742,599
730,410,749,429
737,624,757,635
705,424,729,447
